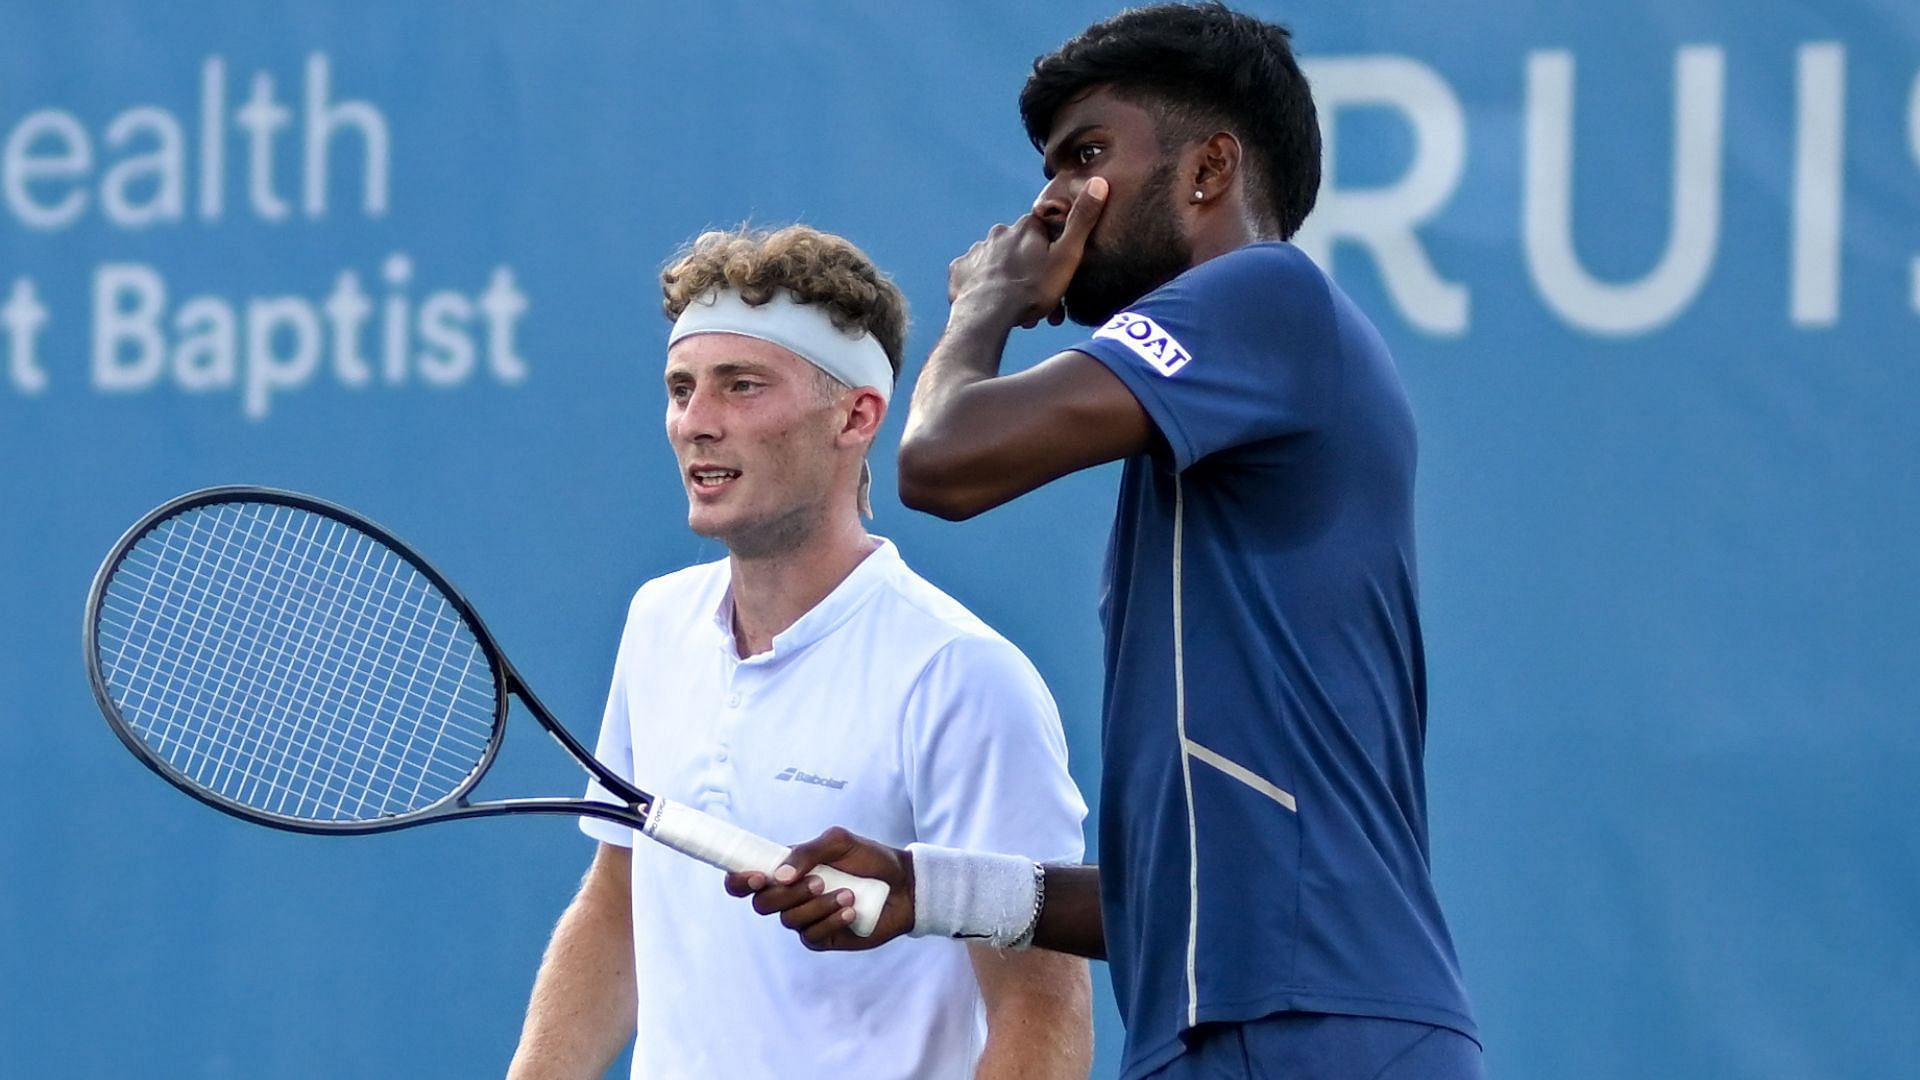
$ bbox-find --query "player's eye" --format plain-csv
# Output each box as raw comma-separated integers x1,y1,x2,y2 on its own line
1075,143,1104,165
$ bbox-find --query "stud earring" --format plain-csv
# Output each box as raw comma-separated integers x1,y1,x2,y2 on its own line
1193,191,1205,201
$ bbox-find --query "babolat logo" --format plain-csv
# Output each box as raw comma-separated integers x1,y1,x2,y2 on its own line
1094,311,1192,376
774,767,847,790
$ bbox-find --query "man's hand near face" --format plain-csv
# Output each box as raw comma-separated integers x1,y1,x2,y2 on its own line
947,178,1108,330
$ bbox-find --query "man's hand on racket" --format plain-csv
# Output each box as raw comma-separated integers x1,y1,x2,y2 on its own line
948,176,1106,330
724,827,916,951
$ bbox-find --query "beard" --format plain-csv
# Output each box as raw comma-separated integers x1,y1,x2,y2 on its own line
702,501,821,561
1062,160,1195,327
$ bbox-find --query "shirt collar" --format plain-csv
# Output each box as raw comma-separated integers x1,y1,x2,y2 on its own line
709,538,901,662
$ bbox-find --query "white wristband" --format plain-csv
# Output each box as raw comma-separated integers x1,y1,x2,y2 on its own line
905,843,1038,948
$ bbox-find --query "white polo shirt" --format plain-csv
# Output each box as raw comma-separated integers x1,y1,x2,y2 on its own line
581,539,1086,1080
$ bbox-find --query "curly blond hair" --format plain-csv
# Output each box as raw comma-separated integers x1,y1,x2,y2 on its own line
660,224,908,379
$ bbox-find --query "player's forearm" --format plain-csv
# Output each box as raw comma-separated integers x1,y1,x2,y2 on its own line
1031,864,1106,961
508,907,635,1077
898,301,1017,519
972,949,1094,1080
976,1018,1091,1080
508,852,637,1079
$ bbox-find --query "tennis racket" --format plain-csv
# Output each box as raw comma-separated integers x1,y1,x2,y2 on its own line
84,485,887,935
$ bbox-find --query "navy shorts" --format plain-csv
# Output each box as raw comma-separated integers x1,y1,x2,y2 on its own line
1144,1012,1484,1080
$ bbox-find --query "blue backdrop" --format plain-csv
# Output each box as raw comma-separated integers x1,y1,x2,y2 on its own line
4,2,1916,1077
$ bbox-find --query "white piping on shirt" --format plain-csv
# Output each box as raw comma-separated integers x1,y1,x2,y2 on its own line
1184,739,1298,812
1168,479,1302,1033
1172,477,1202,1029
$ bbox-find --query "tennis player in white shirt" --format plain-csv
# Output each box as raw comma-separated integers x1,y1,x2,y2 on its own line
506,224,1092,1080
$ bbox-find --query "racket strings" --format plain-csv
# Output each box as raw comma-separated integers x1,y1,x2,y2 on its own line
95,501,500,823
104,505,491,818
104,507,441,816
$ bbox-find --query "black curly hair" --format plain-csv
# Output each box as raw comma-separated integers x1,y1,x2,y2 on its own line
1019,2,1321,239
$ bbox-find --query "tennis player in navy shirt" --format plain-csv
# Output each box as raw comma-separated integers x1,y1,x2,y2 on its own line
727,5,1482,1077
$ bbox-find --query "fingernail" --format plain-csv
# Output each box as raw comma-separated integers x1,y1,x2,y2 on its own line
807,876,825,895
841,907,857,923
837,890,854,906
774,865,797,884
1088,177,1109,198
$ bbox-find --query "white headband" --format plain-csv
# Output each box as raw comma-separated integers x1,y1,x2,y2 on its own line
668,288,893,402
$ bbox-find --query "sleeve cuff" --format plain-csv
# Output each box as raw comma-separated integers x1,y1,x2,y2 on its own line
1071,342,1197,470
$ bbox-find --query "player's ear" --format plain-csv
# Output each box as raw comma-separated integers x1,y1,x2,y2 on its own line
1190,131,1242,204
838,388,886,447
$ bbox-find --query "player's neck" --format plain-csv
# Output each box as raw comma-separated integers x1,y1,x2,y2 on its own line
1189,204,1277,265
725,514,876,658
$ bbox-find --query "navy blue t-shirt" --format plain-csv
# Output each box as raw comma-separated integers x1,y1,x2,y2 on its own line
1072,242,1476,1080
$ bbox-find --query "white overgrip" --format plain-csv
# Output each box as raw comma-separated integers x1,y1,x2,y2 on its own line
642,797,888,937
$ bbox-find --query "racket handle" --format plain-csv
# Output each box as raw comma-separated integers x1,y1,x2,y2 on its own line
642,798,889,937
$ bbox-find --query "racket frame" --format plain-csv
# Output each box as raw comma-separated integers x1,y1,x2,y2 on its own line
84,485,658,837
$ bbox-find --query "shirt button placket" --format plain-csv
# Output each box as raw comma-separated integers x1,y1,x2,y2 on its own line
701,651,739,812
718,668,744,779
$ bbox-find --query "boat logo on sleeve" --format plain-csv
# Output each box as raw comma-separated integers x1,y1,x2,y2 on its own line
1095,311,1193,377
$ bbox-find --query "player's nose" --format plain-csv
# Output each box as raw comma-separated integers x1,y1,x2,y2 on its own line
670,385,724,442
1033,178,1075,238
